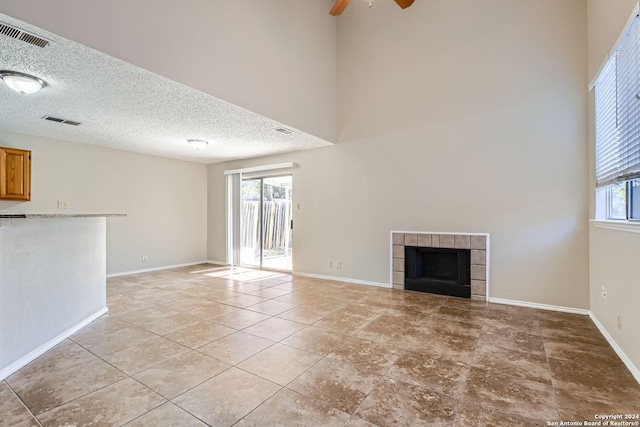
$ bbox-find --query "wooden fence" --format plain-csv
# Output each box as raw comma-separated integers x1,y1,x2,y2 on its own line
241,200,291,252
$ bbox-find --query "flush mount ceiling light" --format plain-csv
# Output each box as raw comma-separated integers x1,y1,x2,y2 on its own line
187,139,209,150
0,70,47,94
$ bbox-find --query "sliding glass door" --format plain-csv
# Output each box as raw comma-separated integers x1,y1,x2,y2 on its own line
240,175,292,271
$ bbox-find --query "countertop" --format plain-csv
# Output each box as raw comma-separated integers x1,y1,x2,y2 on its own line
0,213,127,218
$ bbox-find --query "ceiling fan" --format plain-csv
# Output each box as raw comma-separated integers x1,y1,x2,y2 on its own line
330,0,415,16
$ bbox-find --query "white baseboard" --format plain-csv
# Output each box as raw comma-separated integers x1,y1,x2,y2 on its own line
488,297,590,315
106,260,212,278
293,271,391,288
205,260,228,266
589,312,640,384
0,307,108,381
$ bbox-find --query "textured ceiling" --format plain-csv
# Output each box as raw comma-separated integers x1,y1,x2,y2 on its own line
0,13,332,164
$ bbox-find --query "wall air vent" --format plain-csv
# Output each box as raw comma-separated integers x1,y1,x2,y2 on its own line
0,21,50,48
273,127,295,135
42,116,82,126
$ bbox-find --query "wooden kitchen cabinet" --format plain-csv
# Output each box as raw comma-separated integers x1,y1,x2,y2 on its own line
0,146,31,201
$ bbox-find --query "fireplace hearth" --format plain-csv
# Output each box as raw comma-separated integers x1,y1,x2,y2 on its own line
405,246,471,298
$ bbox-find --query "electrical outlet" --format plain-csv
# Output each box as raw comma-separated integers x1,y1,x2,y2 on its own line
142,256,148,262
601,285,607,301
328,260,333,268
336,261,341,269
617,315,622,330
57,200,68,209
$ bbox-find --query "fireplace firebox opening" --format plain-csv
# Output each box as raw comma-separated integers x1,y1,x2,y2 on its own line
405,246,471,298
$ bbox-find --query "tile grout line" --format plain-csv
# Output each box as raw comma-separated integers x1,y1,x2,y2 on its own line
3,380,44,427
350,334,414,420
388,305,473,425
31,377,134,423
67,329,201,413
6,353,133,420
464,311,559,423
116,376,175,425
410,302,552,424
175,290,331,424
229,309,389,423
537,310,563,420
228,386,284,426
229,319,372,425
118,401,212,427
450,310,485,426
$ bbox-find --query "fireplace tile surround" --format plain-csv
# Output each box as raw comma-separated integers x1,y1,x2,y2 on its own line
391,232,490,300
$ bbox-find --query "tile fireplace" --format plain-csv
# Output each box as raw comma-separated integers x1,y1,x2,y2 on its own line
391,232,489,300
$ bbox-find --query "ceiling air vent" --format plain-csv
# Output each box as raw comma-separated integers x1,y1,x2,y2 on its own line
0,21,50,48
42,116,82,126
274,127,295,135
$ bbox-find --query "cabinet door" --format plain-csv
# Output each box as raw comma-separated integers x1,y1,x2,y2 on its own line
0,147,31,201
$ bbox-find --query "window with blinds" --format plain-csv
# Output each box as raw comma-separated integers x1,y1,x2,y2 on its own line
594,14,640,220
595,16,640,188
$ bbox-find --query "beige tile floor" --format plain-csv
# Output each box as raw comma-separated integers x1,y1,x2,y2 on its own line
2,265,639,426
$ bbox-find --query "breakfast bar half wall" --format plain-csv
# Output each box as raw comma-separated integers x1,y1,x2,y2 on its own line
0,213,125,380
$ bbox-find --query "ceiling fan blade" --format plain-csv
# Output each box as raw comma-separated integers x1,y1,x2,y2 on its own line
329,0,351,16
393,0,415,9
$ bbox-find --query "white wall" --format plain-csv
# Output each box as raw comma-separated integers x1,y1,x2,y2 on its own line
587,0,640,376
0,0,337,142
589,225,640,375
0,130,207,274
208,0,590,309
0,217,106,379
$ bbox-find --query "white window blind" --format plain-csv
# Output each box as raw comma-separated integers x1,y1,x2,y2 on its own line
595,16,640,188
595,57,618,186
